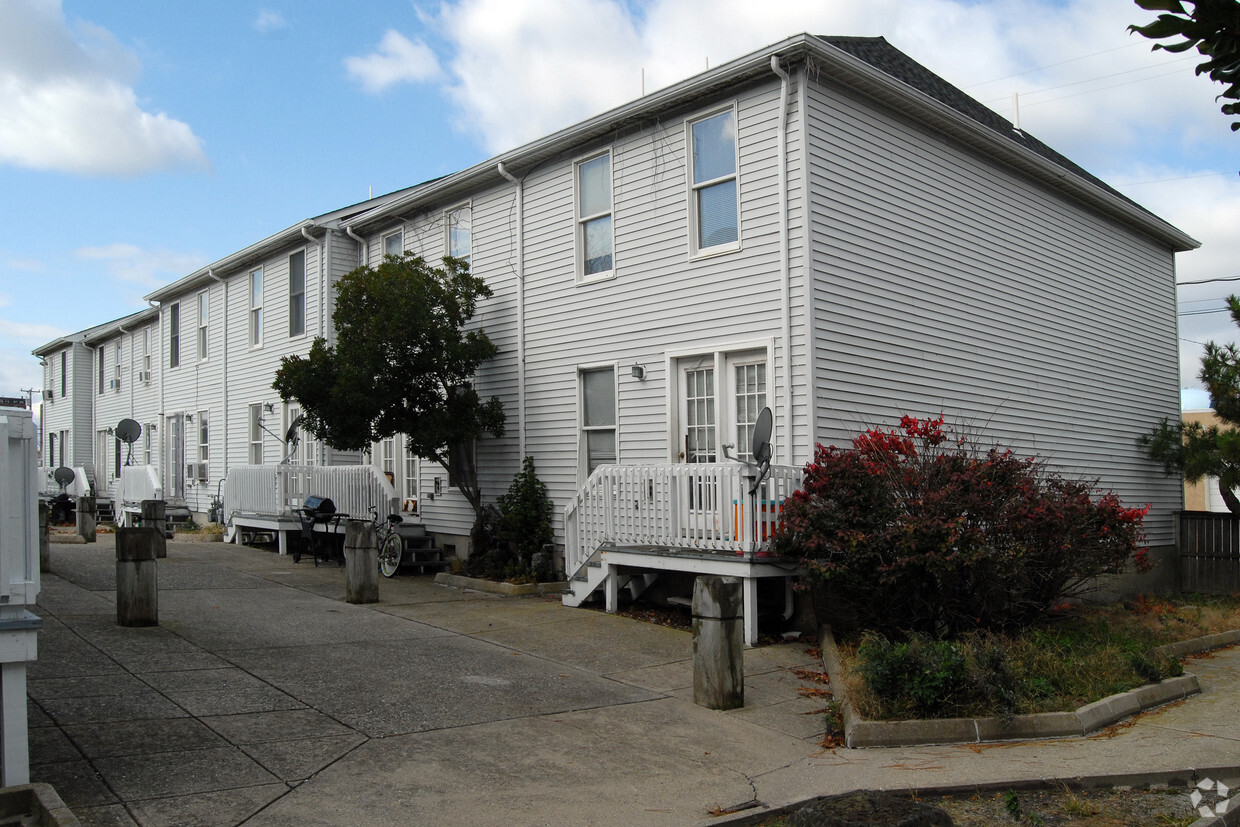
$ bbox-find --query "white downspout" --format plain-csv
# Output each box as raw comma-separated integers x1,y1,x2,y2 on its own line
497,162,526,459
209,269,227,480
771,55,792,466
345,225,366,267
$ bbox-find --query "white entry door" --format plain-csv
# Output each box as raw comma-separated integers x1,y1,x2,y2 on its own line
675,349,769,540
166,414,185,500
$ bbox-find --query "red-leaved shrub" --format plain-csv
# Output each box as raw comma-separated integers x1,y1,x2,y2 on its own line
773,416,1150,637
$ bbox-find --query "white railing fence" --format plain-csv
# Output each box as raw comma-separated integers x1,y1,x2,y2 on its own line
563,462,802,576
222,464,399,525
40,466,90,498
113,465,162,506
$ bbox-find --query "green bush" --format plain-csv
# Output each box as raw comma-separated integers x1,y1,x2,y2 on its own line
467,456,555,582
774,416,1151,637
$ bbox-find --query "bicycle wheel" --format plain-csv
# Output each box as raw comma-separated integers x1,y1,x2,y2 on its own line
379,532,402,578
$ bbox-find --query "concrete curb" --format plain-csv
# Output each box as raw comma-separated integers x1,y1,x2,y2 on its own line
433,572,568,597
715,767,1240,826
821,625,1211,749
171,532,223,543
0,782,81,826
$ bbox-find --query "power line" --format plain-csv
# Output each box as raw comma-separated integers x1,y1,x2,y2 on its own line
1117,171,1231,187
962,42,1144,90
979,54,1195,107
1180,275,1240,286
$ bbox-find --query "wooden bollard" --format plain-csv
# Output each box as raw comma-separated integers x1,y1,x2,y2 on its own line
76,496,97,543
140,500,168,558
38,501,50,573
343,520,379,604
116,527,159,626
692,575,744,710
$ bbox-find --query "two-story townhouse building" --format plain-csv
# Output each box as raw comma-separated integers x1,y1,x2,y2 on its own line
36,35,1196,616
338,34,1195,584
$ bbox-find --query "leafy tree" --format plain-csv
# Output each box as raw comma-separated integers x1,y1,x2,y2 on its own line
273,253,505,544
1141,294,1240,513
1129,0,1240,130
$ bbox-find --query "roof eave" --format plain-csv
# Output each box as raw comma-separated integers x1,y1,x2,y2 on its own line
145,220,321,303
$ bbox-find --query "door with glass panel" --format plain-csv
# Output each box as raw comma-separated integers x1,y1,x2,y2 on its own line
677,351,768,542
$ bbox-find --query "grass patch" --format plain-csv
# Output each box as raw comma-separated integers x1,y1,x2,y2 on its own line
837,594,1240,721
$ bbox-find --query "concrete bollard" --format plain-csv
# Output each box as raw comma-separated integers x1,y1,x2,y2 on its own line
343,520,379,604
38,501,50,573
116,527,159,627
76,496,97,543
140,500,169,558
692,575,744,710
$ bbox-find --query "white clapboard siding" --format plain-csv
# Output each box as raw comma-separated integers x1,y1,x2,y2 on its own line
804,79,1181,544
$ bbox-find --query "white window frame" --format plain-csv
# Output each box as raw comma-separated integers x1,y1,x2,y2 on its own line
575,149,614,283
248,403,264,465
169,303,180,369
97,346,105,394
445,204,471,266
197,289,209,361
143,425,152,465
380,436,396,486
59,351,66,398
143,327,151,379
686,104,740,258
113,341,121,390
197,410,209,463
289,249,306,338
249,267,264,347
381,229,403,259
578,364,618,479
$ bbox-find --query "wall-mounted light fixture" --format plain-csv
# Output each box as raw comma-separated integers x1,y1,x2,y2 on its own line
631,364,646,380
263,402,275,414
184,413,194,423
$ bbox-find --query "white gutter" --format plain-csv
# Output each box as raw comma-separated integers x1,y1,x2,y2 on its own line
497,162,527,458
209,269,227,479
771,56,792,466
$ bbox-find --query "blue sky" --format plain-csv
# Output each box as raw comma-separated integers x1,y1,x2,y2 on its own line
1,0,1237,410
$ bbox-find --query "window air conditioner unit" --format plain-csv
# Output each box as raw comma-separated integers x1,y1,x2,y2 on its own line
186,463,198,482
195,463,208,482
43,390,53,400
109,378,120,390
138,370,151,382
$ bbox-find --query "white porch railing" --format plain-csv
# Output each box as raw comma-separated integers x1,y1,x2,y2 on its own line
563,462,803,576
222,465,399,525
40,466,90,498
112,465,162,506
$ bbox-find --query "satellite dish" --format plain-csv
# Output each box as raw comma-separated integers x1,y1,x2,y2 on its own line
53,466,75,487
284,413,305,445
752,407,773,465
115,419,142,444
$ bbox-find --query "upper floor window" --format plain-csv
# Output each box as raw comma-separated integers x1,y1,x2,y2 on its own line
382,230,403,258
197,290,209,361
169,303,180,368
143,327,151,378
289,250,306,337
113,342,121,390
59,351,66,398
97,346,105,394
689,107,739,254
446,206,471,266
250,268,264,346
576,151,613,280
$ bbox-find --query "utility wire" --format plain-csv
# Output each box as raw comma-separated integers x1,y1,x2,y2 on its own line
962,42,1144,89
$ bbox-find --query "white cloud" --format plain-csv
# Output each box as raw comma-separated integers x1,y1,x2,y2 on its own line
76,243,206,289
0,0,207,176
254,9,287,34
344,30,442,94
0,317,67,348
